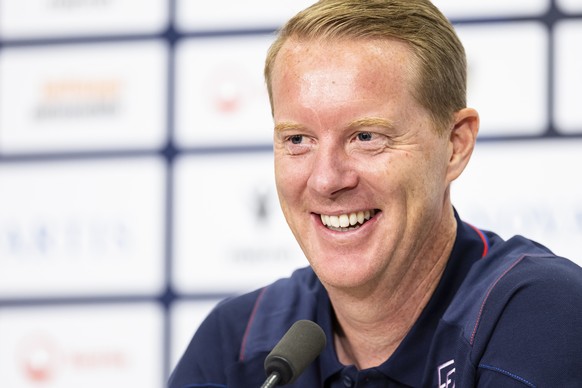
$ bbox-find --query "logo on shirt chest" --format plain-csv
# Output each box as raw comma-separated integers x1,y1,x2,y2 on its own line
437,359,455,388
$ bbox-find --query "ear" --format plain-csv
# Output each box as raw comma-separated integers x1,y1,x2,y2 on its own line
446,107,479,184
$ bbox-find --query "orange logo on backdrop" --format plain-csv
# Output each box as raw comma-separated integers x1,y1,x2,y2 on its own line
34,78,123,119
41,79,121,102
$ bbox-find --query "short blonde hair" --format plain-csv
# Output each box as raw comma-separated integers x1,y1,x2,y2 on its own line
264,0,466,133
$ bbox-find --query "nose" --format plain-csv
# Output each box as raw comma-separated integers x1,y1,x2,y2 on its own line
306,144,358,197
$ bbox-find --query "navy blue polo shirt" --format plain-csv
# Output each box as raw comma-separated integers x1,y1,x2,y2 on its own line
169,212,582,387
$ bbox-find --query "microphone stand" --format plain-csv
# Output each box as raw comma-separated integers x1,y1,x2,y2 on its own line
260,372,281,388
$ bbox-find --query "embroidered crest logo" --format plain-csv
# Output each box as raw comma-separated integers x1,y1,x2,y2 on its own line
438,359,455,388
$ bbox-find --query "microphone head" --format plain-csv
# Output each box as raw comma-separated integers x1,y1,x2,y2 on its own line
264,319,326,385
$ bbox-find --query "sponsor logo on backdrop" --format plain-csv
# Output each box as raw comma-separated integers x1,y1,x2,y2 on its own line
17,333,127,383
18,334,59,382
230,246,298,264
462,203,582,237
0,217,131,260
251,185,272,226
206,64,252,115
34,78,122,121
47,0,113,10
228,183,299,264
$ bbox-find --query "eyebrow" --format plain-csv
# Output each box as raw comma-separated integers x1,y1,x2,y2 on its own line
347,117,396,131
274,122,304,133
273,117,396,133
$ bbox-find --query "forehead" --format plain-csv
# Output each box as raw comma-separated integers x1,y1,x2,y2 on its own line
272,37,416,91
270,37,419,115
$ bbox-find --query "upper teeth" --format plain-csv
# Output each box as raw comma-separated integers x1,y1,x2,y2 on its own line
320,210,376,229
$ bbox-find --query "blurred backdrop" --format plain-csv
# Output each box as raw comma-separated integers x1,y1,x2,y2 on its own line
0,0,581,386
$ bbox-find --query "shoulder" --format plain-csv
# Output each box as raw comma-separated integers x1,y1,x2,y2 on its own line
474,246,582,342
448,235,582,385
179,267,319,362
476,235,582,319
168,288,263,387
197,265,320,358
445,235,582,344
169,267,321,386
478,238,582,335
236,266,324,359
473,250,582,385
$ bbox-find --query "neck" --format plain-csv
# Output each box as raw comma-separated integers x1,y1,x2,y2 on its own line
327,207,457,369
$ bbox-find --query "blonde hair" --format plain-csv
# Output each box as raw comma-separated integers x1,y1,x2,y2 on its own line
264,0,466,133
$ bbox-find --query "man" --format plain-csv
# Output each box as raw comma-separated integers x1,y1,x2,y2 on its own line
169,0,582,386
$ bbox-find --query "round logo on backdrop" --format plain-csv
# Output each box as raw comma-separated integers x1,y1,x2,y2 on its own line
18,334,61,383
206,63,251,115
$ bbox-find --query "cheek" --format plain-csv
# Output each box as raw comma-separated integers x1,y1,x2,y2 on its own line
362,154,406,187
368,153,436,201
412,151,450,200
275,158,305,206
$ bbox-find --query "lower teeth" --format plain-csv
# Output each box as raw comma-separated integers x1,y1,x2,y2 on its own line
328,224,361,232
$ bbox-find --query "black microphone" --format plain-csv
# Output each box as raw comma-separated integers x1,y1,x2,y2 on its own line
260,320,326,387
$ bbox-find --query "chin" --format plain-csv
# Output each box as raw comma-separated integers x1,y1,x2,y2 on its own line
311,256,380,291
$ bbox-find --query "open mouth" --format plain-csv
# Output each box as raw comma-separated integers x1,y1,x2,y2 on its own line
319,209,379,232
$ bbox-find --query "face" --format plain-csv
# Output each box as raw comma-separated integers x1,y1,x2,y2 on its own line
270,38,455,291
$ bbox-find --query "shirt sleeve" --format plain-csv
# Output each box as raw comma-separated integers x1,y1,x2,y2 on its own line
168,289,261,388
474,256,582,387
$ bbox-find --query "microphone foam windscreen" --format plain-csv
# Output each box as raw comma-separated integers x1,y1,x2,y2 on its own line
264,319,326,385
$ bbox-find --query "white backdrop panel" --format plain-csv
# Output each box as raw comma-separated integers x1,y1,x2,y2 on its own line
0,303,163,388
0,157,165,298
433,0,549,18
456,22,548,138
176,0,316,32
174,35,274,148
0,0,168,39
557,0,582,13
554,20,582,134
173,153,306,294
0,41,168,154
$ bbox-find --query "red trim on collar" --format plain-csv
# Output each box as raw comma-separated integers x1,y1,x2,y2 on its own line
467,223,489,258
239,287,267,361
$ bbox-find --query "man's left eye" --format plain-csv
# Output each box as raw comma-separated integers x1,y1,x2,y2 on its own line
357,132,373,141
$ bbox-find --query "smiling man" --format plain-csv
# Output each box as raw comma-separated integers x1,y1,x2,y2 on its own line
169,1,582,387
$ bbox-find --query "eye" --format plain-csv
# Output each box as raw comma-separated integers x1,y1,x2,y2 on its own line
357,132,373,141
281,133,312,156
289,134,303,144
